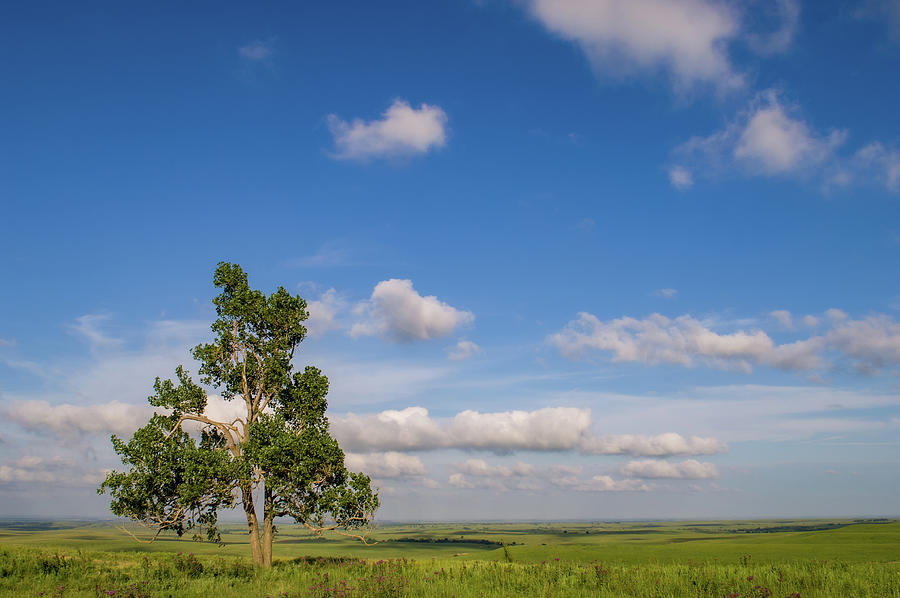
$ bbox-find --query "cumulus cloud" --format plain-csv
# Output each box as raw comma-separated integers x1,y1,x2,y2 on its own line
448,473,475,489
330,406,726,457
344,452,426,478
579,433,726,456
550,311,825,372
0,456,99,486
4,400,152,437
622,459,719,479
328,99,448,161
526,0,742,91
448,460,546,492
448,339,482,361
454,459,535,478
3,394,251,439
672,91,900,193
826,315,900,374
447,459,653,493
305,288,346,337
733,97,845,174
674,91,845,185
351,279,474,342
551,309,900,376
654,288,679,299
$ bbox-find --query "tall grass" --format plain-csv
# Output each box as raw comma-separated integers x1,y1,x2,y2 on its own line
1,546,897,597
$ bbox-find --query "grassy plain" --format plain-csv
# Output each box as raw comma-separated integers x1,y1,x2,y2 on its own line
1,518,897,596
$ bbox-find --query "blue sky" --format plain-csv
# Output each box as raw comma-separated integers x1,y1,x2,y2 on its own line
1,0,899,521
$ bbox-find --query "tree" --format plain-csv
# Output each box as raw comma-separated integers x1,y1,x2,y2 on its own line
98,263,379,567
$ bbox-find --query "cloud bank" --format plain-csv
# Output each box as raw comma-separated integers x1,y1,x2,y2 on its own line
330,406,725,457
551,309,900,375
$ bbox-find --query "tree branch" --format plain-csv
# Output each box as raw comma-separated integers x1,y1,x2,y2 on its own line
166,414,238,451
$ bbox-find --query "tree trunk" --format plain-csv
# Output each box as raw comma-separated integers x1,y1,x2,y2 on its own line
241,483,264,566
262,486,275,567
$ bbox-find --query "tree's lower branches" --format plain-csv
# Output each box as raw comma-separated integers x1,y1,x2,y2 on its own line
166,413,241,449
300,517,378,546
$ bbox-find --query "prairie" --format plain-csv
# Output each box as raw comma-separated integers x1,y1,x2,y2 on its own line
1,518,897,596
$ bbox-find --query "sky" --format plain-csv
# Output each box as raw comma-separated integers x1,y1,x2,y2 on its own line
1,0,899,522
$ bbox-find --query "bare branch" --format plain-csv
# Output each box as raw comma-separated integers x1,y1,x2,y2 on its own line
165,414,238,451
117,522,163,544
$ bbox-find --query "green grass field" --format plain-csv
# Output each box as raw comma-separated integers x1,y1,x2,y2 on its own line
1,518,898,596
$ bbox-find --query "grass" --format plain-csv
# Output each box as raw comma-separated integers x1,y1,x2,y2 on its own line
1,519,898,596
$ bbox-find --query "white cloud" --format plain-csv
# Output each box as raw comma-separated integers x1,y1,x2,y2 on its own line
3,394,249,440
239,40,274,61
579,433,726,456
550,311,824,372
668,166,694,189
447,459,657,493
733,95,846,174
330,406,726,457
454,459,514,478
344,452,426,478
526,0,742,91
552,309,900,375
4,400,152,437
673,91,900,193
826,315,900,374
351,279,473,342
574,475,649,492
448,339,482,361
305,288,346,337
0,338,14,347
673,91,844,177
448,473,475,489
453,459,536,479
0,456,104,486
448,407,591,452
803,315,820,328
328,99,448,161
623,459,719,479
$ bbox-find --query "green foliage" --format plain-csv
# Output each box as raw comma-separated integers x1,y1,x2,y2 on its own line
99,414,236,542
98,262,378,564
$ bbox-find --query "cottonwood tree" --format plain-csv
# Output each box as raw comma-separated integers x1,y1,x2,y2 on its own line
99,263,379,567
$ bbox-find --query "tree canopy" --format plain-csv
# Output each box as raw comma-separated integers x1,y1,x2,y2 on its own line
99,263,379,566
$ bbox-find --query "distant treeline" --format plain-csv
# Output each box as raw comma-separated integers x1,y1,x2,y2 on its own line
385,537,517,547
728,524,846,534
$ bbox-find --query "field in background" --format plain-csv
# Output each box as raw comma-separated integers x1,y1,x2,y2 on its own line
1,518,898,596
